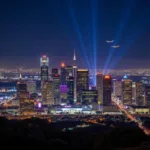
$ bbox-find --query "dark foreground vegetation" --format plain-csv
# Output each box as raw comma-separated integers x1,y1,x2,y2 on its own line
0,117,150,150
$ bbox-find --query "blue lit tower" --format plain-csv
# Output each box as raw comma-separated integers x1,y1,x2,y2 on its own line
40,55,49,83
72,50,77,103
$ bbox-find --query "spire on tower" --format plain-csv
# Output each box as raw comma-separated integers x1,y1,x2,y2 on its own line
19,73,22,80
73,49,76,61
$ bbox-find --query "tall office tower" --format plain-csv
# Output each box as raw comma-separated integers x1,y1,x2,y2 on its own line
41,81,54,105
40,55,49,83
122,79,132,105
52,68,58,78
103,75,112,105
132,82,136,103
81,90,98,110
77,69,89,102
65,66,73,77
144,85,150,106
17,81,34,113
67,76,74,104
53,74,60,104
60,85,68,104
60,62,67,85
72,50,77,103
96,73,103,104
136,82,144,106
27,81,36,94
113,79,122,98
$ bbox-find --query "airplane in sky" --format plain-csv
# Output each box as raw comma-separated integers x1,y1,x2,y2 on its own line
106,40,114,43
111,45,120,48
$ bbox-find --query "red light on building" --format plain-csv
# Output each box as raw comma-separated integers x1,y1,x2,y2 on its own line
61,62,65,67
54,74,59,77
104,75,110,79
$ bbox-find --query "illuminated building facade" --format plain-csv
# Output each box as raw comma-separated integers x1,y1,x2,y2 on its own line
60,62,67,85
132,82,136,103
77,69,89,102
67,76,74,104
122,79,132,105
17,81,34,113
113,79,122,98
72,50,77,103
40,55,49,83
52,68,58,77
144,85,150,106
81,90,98,110
65,66,73,77
103,75,112,105
136,82,144,106
60,85,68,104
96,73,103,104
41,81,54,105
53,74,60,104
27,81,36,94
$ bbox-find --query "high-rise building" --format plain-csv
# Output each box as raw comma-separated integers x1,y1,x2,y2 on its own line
65,66,73,77
67,76,74,104
96,73,103,104
52,68,58,78
77,69,89,102
27,81,36,94
144,85,150,106
136,82,144,106
113,79,122,98
60,85,68,104
40,55,49,83
72,50,77,103
41,81,54,105
60,62,67,85
103,75,112,105
81,90,98,110
132,82,136,103
17,81,34,113
122,79,132,105
53,74,60,105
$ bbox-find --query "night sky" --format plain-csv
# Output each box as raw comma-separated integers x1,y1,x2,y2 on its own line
0,0,150,69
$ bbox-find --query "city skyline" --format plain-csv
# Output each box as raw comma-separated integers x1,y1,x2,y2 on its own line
0,0,150,69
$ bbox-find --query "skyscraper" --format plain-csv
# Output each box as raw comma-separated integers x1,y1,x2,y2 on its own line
17,81,34,113
144,85,150,106
122,79,132,105
72,50,77,103
67,76,74,104
103,75,112,105
132,82,136,103
27,81,36,94
77,69,89,102
65,66,73,77
53,74,60,105
60,62,67,85
113,79,122,98
41,81,54,105
40,55,49,83
96,73,103,104
52,68,58,78
136,82,144,106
